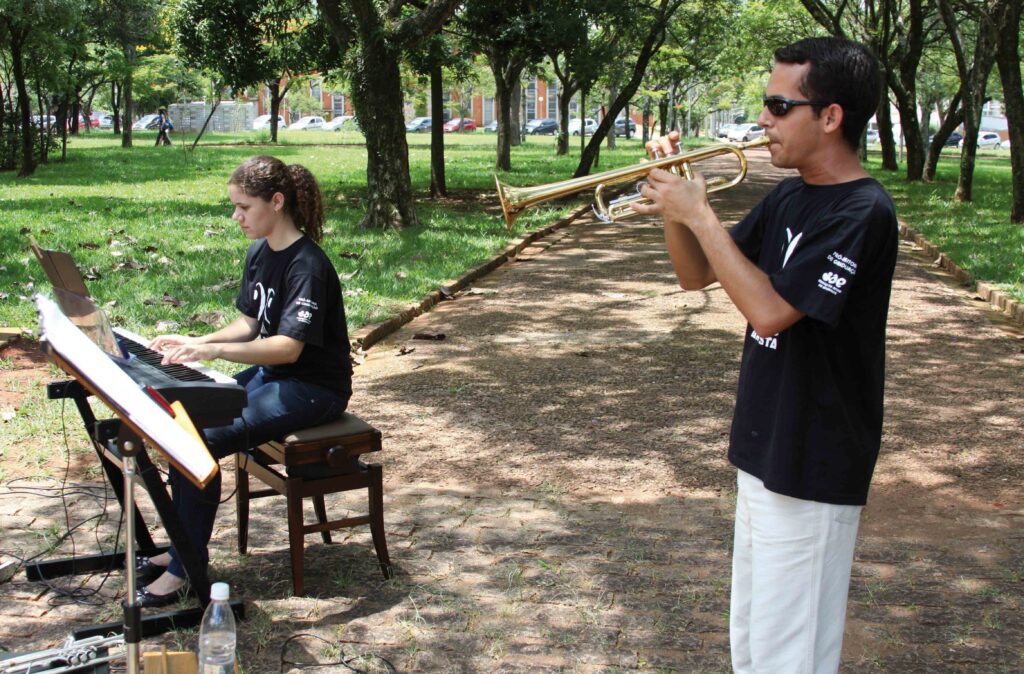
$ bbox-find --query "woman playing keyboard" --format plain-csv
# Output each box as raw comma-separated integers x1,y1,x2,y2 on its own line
139,155,352,607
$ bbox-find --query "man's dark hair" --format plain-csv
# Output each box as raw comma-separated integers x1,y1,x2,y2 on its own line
774,37,881,150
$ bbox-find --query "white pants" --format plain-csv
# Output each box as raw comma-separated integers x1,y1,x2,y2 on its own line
730,469,862,674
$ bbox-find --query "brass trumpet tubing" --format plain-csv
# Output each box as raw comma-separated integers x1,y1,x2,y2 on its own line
496,136,770,228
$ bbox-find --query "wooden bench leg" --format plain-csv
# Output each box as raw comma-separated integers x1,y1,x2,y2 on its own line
367,464,392,579
286,484,306,596
236,455,250,555
313,495,332,544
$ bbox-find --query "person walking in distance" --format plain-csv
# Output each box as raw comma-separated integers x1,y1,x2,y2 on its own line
632,37,898,673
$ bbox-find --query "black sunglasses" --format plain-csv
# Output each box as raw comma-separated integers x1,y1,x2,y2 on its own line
762,95,828,117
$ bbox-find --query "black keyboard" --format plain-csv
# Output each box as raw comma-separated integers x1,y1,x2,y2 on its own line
113,334,247,429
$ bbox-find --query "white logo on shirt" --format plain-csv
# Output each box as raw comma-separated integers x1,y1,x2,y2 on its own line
818,271,848,296
782,228,803,268
749,328,778,350
253,283,275,336
296,309,313,324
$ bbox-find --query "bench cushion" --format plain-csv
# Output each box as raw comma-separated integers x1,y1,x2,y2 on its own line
280,412,377,445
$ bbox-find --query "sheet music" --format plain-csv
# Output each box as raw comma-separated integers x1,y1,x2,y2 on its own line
35,295,217,483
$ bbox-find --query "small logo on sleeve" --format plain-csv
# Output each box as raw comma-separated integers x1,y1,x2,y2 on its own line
296,309,313,324
818,271,848,296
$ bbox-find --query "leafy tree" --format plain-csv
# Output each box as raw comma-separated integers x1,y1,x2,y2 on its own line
459,0,548,171
92,0,161,148
574,0,686,178
0,0,82,175
132,53,204,114
317,0,460,229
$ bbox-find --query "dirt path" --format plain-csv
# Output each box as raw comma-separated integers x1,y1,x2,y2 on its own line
2,149,1022,672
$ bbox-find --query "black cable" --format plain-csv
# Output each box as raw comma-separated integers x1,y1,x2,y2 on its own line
278,634,397,673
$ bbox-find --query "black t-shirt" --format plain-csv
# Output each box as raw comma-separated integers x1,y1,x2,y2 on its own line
236,237,352,397
727,176,898,505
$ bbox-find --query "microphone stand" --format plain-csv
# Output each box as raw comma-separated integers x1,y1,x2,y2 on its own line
113,427,144,674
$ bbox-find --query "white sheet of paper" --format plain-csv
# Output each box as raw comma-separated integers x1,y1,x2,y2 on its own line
35,295,217,483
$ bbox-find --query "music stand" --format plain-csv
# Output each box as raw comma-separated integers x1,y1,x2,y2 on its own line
35,295,218,674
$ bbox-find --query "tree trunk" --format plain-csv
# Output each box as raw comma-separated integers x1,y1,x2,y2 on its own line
120,53,134,149
491,56,520,171
995,0,1023,222
876,90,898,171
351,24,418,229
510,79,522,147
606,85,617,150
555,81,577,155
268,79,282,143
111,82,121,135
429,63,447,197
9,28,36,177
642,97,652,144
925,90,963,181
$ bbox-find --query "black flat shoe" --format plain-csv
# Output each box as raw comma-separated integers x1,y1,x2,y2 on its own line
134,557,167,585
135,584,190,609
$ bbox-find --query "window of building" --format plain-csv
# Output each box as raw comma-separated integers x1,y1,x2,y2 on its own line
526,78,537,120
332,94,346,116
547,81,559,119
484,97,495,124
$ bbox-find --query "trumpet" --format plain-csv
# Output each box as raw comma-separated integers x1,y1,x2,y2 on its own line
495,136,771,228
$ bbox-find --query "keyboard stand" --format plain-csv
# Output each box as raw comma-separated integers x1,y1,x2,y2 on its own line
30,378,244,637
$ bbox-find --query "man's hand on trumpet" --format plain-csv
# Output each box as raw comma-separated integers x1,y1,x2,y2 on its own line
630,130,718,236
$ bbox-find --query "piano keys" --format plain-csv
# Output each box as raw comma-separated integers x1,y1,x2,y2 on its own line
111,328,246,429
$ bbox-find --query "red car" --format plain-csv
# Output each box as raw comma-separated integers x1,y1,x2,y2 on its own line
443,118,476,132
66,114,101,130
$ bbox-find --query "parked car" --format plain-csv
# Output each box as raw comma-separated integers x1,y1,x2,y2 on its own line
614,118,637,136
568,117,597,136
525,118,558,135
97,113,115,129
483,119,499,132
31,114,57,128
959,131,1003,150
324,115,357,131
406,116,432,132
443,117,476,132
866,128,879,145
252,114,287,130
289,115,325,130
1001,139,1011,151
132,113,161,131
717,123,738,139
727,123,764,142
66,114,100,130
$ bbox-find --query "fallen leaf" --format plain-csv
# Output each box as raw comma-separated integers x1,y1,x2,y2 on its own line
340,269,360,281
395,271,407,280
412,332,445,341
155,320,180,332
191,311,225,327
78,242,100,250
338,251,362,259
144,294,184,307
398,345,416,355
143,245,158,253
84,267,102,280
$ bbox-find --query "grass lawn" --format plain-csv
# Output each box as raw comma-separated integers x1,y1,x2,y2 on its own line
865,151,1022,304
0,129,647,339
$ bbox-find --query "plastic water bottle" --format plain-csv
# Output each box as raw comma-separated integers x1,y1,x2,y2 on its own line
197,582,236,674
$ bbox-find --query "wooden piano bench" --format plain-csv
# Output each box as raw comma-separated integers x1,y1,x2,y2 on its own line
234,412,393,596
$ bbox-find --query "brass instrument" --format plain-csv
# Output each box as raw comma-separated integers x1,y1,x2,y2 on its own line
495,136,771,228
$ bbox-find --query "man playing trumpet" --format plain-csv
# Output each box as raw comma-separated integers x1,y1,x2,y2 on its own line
632,37,898,673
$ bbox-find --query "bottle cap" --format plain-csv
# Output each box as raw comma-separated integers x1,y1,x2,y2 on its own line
210,582,230,601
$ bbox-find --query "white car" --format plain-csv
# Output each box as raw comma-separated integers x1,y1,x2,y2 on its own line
959,132,1003,150
252,114,287,130
866,129,879,145
289,115,325,131
97,113,115,129
728,123,764,142
324,115,356,131
717,123,737,139
132,113,160,131
568,118,597,136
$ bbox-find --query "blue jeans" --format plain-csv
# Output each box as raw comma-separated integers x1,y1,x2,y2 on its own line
165,366,349,580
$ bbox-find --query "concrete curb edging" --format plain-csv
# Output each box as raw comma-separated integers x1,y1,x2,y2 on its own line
899,222,1024,326
350,205,592,352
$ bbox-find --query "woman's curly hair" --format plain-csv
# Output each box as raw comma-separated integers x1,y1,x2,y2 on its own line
228,155,324,243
